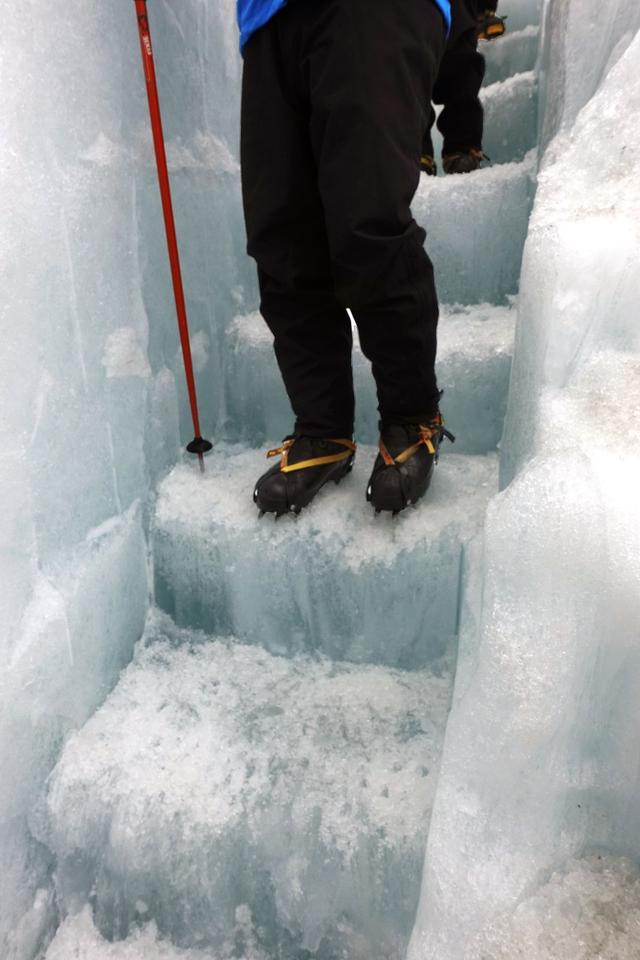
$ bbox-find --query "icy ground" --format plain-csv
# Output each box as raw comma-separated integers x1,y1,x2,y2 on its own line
43,612,451,958
3,0,640,957
45,855,640,960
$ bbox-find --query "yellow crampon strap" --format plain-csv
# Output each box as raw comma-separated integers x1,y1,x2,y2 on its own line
420,154,437,176
266,438,356,474
378,420,441,468
478,12,506,40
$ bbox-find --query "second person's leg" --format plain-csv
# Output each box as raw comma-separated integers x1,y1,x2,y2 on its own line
435,0,486,172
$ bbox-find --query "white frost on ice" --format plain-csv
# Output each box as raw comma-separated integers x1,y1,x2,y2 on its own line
469,856,640,960
45,612,452,956
45,904,266,959
80,133,126,168
165,132,240,175
102,328,151,379
153,448,496,667
186,329,210,374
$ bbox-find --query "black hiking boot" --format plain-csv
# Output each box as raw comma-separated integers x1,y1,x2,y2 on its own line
443,148,487,175
420,153,438,176
366,414,454,515
254,435,356,517
477,11,507,41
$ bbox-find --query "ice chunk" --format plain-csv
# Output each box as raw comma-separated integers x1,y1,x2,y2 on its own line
433,303,516,453
224,304,515,452
0,504,149,955
468,856,640,960
5,888,56,960
408,352,640,959
45,614,452,958
1,505,148,821
0,0,245,944
483,26,540,86
103,328,152,380
502,29,640,484
481,72,538,164
46,904,266,960
46,906,241,959
414,156,536,305
538,0,640,146
153,448,497,669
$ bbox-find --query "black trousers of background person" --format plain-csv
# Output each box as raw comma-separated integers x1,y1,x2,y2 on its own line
422,0,486,158
240,0,447,438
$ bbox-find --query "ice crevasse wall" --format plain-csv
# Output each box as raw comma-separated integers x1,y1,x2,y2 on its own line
409,0,640,957
0,0,249,954
1,0,640,959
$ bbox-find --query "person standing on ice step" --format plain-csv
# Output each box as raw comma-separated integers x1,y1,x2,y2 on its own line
420,1,506,176
238,0,455,518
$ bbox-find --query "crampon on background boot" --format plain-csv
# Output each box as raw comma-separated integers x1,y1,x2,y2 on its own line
477,10,507,41
443,148,487,174
420,153,438,176
366,414,454,515
253,435,356,517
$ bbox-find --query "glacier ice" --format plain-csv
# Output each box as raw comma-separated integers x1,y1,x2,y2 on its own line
538,0,640,148
481,71,538,164
483,25,540,86
468,855,640,959
502,25,640,484
153,448,497,668
4,0,640,956
408,13,640,960
413,154,536,305
45,904,267,960
44,613,452,958
0,0,245,951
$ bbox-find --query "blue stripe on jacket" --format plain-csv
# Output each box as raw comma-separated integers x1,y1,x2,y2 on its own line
238,0,452,50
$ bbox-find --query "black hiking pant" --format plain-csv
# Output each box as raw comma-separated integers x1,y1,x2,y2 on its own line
422,0,486,159
241,0,447,438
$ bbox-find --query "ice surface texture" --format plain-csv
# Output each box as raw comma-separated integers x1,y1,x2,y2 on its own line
45,614,452,959
50,855,640,959
481,72,538,164
413,155,536,305
153,449,497,669
0,0,244,952
45,903,270,960
469,856,640,960
408,15,640,960
224,303,516,453
483,26,540,86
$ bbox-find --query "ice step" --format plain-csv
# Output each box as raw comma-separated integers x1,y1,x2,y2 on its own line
153,448,497,670
45,907,222,959
223,302,516,453
44,612,453,959
482,71,538,165
414,155,535,305
483,25,540,86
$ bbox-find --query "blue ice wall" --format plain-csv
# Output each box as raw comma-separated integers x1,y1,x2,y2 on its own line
0,1,247,953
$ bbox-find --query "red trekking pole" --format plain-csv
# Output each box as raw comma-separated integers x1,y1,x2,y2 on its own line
133,0,212,468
